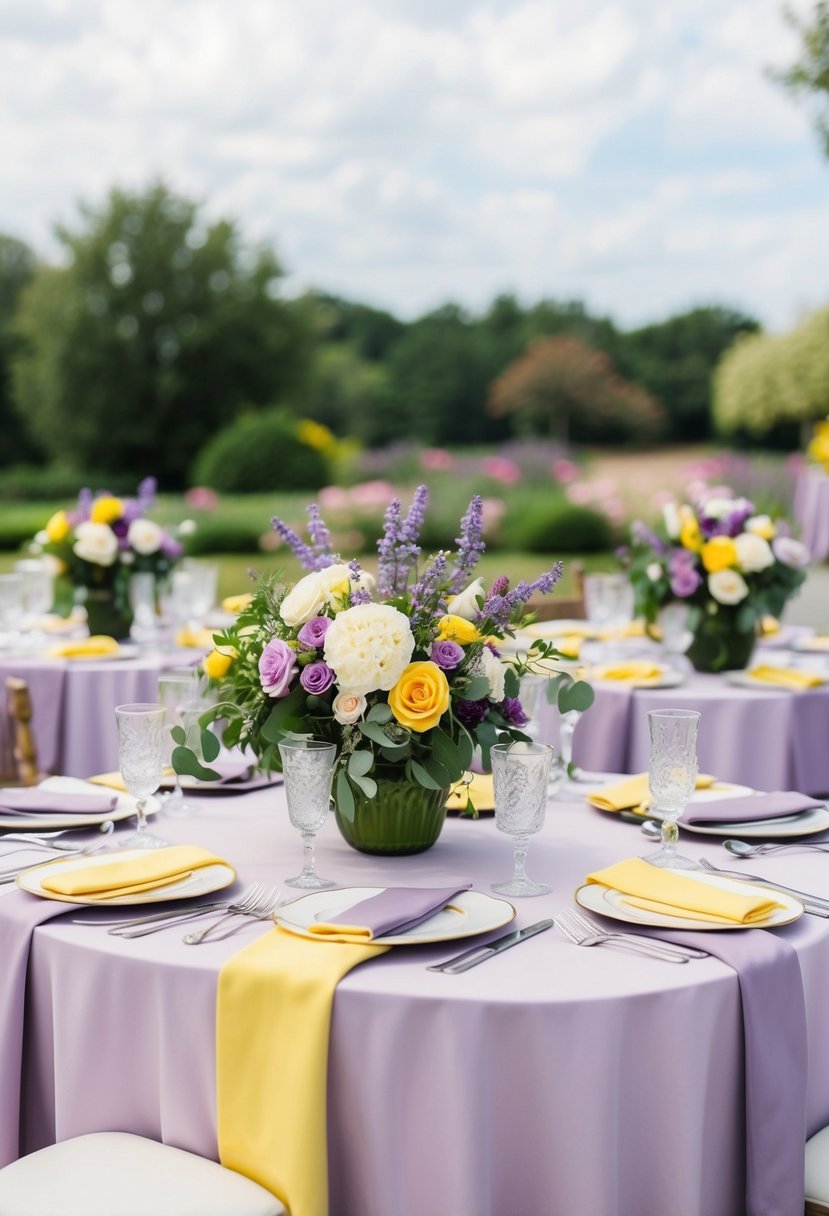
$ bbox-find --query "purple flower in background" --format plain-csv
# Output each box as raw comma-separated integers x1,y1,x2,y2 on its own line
161,535,183,559
670,566,702,598
305,504,335,568
630,520,666,554
668,547,696,574
297,616,331,649
500,697,528,727
258,637,298,697
455,698,489,729
300,661,335,695
490,575,509,597
431,640,464,671
477,563,564,631
271,516,318,569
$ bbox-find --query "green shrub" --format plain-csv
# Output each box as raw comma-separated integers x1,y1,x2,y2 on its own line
0,465,135,501
193,411,330,494
183,517,264,555
505,499,615,554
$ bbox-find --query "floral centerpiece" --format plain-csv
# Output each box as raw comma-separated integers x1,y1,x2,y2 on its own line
180,487,589,855
31,478,187,638
625,491,809,672
807,418,829,474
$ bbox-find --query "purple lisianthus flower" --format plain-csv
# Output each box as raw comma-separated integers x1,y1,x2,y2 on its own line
668,547,696,574
670,566,702,598
772,536,810,568
297,615,331,649
455,698,489,729
431,639,464,671
500,696,528,727
258,637,298,698
300,661,335,695
160,534,183,559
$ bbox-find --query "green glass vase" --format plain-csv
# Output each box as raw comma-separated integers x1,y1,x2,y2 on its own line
78,587,133,641
334,767,449,856
686,610,756,673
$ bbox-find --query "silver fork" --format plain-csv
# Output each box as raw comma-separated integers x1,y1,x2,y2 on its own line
696,856,829,914
183,884,281,944
564,908,709,959
556,907,691,963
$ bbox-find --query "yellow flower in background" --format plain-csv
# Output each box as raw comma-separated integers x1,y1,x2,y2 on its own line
745,514,776,541
678,507,701,552
222,593,254,615
389,661,450,733
203,649,235,680
808,419,829,471
89,495,124,525
297,419,337,454
45,510,70,542
701,536,737,572
436,614,480,644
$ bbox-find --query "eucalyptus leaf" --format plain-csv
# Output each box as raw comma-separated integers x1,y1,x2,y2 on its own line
410,759,444,790
352,775,378,799
503,666,519,698
366,702,393,723
199,727,221,763
558,679,595,713
422,753,452,788
462,675,491,701
348,750,374,777
336,770,355,822
456,729,474,772
171,745,220,782
359,720,395,747
170,725,186,747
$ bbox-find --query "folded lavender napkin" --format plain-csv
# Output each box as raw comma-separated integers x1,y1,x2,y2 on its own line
679,790,824,827
0,788,118,816
309,883,473,941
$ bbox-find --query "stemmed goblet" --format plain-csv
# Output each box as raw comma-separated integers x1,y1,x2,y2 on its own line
115,702,170,849
158,669,204,815
644,708,700,870
278,739,336,889
491,741,554,897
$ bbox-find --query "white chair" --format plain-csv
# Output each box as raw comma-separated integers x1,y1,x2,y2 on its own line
806,1125,829,1215
0,1132,286,1216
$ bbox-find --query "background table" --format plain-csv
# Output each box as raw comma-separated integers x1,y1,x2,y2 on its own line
10,785,829,1216
795,467,829,563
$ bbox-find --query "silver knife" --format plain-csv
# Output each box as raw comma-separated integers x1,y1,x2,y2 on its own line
427,919,555,974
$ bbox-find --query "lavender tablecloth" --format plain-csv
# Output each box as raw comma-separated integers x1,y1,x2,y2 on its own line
795,467,829,563
7,786,829,1216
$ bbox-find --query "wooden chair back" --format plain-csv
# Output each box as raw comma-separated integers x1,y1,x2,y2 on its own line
2,677,40,786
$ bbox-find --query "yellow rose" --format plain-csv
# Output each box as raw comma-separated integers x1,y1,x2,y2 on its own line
90,495,124,525
388,661,450,733
678,508,701,552
437,614,480,644
701,536,737,573
45,510,70,542
203,648,235,680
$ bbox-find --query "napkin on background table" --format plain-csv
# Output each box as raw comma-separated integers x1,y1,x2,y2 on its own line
679,790,825,827
585,857,784,925
586,772,715,813
445,771,495,812
0,787,117,816
593,660,666,682
47,635,121,659
746,665,825,689
39,844,228,899
221,593,254,614
309,883,473,942
174,626,216,650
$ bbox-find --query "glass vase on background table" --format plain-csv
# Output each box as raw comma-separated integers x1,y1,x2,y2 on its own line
0,573,24,653
278,739,337,889
491,741,554,897
115,702,169,849
644,708,700,870
14,559,54,653
583,572,635,661
158,669,205,815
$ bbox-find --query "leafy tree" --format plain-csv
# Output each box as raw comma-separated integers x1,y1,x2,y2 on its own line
0,235,38,465
309,292,405,361
488,334,664,444
773,1,829,155
305,343,393,442
12,182,312,485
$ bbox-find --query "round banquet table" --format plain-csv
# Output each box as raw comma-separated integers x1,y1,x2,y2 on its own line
562,670,829,795
0,650,201,778
10,785,829,1216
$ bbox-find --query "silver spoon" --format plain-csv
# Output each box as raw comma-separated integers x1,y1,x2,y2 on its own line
1,820,115,850
723,838,829,858
640,819,662,840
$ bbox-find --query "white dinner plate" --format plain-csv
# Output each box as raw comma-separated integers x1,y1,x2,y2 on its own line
574,871,804,931
49,643,140,662
159,771,283,793
592,667,684,689
681,802,829,838
521,620,600,641
793,636,829,653
276,886,515,946
0,777,158,832
16,848,237,906
724,670,826,691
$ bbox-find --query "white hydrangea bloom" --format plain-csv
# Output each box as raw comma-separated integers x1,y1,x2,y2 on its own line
324,603,414,695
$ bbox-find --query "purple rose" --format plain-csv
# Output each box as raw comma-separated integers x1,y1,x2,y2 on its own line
500,696,528,727
300,661,335,695
431,639,464,670
668,548,695,574
670,567,702,598
259,637,298,698
455,698,489,729
297,615,331,649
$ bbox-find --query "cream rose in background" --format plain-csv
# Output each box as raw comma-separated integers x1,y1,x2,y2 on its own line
72,521,119,566
127,518,164,556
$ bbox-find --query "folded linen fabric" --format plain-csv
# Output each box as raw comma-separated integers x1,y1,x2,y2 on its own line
445,771,494,812
40,844,227,899
218,927,387,1216
593,660,666,682
308,883,473,942
221,593,254,614
586,772,715,812
47,635,121,659
745,665,825,689
585,857,784,925
0,787,117,816
680,790,825,827
174,626,216,650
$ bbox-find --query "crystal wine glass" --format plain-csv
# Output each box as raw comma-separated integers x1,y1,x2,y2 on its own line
158,669,203,815
129,572,160,649
644,708,700,870
278,739,337,889
115,703,169,849
491,741,554,897
14,560,54,653
0,573,24,652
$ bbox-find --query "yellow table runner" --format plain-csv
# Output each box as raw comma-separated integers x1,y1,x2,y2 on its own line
586,857,784,924
217,927,388,1216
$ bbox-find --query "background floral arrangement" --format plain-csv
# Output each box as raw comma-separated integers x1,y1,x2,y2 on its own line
807,418,829,475
31,477,187,613
184,486,589,818
625,490,809,642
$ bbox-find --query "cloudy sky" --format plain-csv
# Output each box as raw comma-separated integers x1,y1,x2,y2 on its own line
1,0,827,330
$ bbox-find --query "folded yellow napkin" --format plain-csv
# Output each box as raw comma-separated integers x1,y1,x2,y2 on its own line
445,771,495,812
586,772,715,813
40,845,227,899
746,665,825,689
803,635,829,652
585,857,784,925
47,635,121,659
218,927,387,1216
524,621,598,640
604,619,647,640
174,626,215,650
593,660,666,683
222,593,254,614
86,767,174,792
759,615,781,636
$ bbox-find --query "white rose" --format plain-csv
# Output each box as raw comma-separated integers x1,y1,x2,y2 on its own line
178,518,197,536
448,577,486,621
734,532,774,573
700,497,735,520
34,530,49,545
324,603,414,695
316,563,353,605
746,514,775,540
708,569,749,605
773,537,810,568
646,562,663,582
481,646,506,703
127,519,163,556
332,691,367,725
73,522,119,567
280,572,326,627
662,503,681,540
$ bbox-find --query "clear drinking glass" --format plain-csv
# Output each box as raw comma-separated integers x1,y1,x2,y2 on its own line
180,559,219,622
0,573,24,652
158,669,203,815
129,572,160,648
491,741,554,897
644,708,700,870
115,702,169,849
14,560,54,652
278,739,337,889
584,573,635,660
